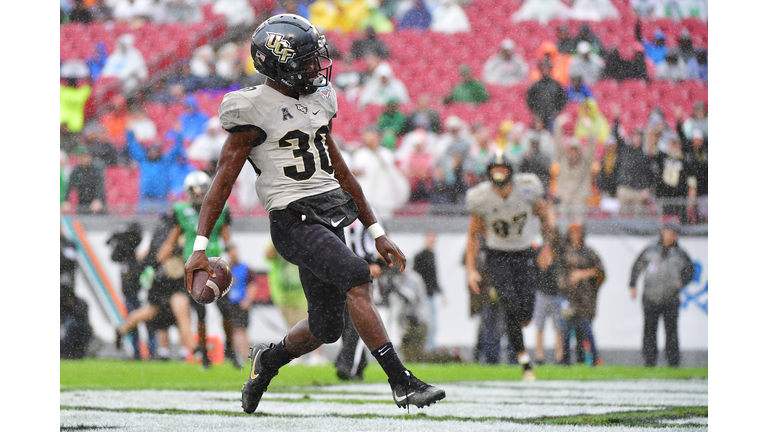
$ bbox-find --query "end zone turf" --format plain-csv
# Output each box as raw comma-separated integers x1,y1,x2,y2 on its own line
61,360,707,430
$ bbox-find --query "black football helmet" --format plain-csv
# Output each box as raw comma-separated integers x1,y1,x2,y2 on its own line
251,14,332,95
486,149,515,186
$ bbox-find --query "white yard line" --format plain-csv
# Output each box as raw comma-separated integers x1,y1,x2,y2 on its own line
60,380,708,431
60,410,706,432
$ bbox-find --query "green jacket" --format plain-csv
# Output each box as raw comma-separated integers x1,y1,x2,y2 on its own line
172,201,229,259
378,110,407,149
444,80,489,104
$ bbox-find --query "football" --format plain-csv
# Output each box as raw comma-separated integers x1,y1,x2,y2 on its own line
190,257,233,304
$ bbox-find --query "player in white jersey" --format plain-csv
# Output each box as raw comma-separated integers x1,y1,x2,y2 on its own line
183,14,445,413
465,150,556,382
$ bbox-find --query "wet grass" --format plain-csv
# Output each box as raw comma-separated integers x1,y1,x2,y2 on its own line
519,406,708,427
60,405,708,427
61,359,707,391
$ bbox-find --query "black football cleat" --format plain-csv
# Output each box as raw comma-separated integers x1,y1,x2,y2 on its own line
241,343,279,414
389,370,446,410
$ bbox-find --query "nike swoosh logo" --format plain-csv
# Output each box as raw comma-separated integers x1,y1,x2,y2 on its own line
250,354,259,379
313,109,321,115
331,217,345,227
394,391,415,402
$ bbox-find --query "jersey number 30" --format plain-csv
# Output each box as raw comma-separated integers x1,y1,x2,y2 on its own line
278,126,333,181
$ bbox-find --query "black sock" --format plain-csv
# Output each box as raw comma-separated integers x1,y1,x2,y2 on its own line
261,338,297,370
371,342,406,385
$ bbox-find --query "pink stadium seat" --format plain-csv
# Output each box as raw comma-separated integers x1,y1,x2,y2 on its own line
196,93,224,117
601,33,622,50
601,19,621,35
105,166,139,216
87,24,110,44
71,0,706,148
592,80,620,101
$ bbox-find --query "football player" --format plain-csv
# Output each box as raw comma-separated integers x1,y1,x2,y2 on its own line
157,170,232,369
464,150,557,382
183,14,445,413
115,173,226,361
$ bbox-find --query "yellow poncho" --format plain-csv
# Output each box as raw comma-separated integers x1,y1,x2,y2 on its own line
574,98,610,144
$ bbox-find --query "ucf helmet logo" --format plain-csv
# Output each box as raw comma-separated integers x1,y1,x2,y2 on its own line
265,32,296,63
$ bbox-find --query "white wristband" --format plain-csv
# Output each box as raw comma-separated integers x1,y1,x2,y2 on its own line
367,223,385,239
193,235,209,251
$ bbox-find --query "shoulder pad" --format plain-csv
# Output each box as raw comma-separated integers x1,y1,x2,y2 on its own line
513,173,544,201
218,90,265,132
465,182,491,214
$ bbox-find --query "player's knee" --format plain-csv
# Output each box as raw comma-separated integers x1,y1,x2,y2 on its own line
309,311,345,344
346,283,372,303
310,322,344,344
346,258,373,291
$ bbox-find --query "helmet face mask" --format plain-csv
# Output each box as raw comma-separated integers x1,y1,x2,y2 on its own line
489,166,512,186
486,150,514,187
184,171,211,207
251,14,333,95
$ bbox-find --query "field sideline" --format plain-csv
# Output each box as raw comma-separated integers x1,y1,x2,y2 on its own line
61,360,707,431
61,360,707,390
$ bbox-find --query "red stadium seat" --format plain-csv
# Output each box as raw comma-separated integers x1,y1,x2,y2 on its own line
592,80,620,103
72,0,706,177
194,92,225,117
105,166,139,216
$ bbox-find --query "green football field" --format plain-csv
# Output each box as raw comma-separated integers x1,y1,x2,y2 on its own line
61,359,707,390
61,360,708,430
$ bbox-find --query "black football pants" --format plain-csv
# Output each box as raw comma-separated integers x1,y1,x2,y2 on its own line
270,207,372,344
484,248,537,356
642,299,680,367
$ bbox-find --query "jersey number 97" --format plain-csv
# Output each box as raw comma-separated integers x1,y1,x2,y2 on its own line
492,212,527,238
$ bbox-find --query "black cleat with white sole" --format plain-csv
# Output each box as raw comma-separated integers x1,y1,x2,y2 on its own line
389,370,446,410
241,343,279,414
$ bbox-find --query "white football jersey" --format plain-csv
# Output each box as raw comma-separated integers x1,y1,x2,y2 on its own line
465,173,544,251
218,83,340,212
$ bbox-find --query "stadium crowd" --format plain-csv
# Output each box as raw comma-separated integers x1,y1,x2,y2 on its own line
61,0,706,369
60,0,708,223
